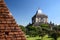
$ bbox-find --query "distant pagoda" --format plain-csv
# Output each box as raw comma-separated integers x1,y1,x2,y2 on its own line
32,9,48,26
0,0,26,40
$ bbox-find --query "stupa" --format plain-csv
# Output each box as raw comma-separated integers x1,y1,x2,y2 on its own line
0,0,26,40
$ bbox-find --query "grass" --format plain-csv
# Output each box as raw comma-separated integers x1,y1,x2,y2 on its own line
26,35,60,40
26,36,41,40
57,37,60,40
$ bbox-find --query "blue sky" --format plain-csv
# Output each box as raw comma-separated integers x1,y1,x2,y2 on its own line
5,0,60,26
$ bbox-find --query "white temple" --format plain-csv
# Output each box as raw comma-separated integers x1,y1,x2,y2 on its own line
32,8,48,26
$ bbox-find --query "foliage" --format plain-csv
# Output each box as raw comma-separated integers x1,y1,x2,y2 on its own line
26,26,40,37
40,23,49,28
19,23,60,40
26,35,53,40
50,32,58,40
26,23,50,37
19,25,26,34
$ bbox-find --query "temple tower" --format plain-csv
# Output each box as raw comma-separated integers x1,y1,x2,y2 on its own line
0,0,26,40
32,9,48,26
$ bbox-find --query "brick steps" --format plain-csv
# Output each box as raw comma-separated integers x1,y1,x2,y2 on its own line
0,0,26,40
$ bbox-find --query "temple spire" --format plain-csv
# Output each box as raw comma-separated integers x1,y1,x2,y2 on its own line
36,8,42,14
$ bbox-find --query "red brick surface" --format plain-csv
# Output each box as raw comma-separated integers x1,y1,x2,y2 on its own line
0,0,26,40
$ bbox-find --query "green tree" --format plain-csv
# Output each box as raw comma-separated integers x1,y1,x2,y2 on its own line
40,23,49,28
26,25,43,37
26,26,38,37
19,25,26,34
50,32,58,40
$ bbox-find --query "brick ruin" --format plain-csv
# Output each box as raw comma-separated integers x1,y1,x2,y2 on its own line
0,0,26,40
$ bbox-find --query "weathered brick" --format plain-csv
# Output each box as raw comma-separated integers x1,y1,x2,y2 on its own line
0,0,26,40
